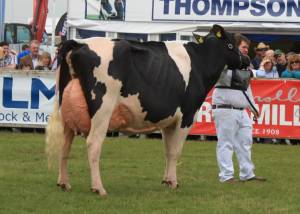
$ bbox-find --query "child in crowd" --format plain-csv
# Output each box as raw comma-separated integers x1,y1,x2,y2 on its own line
35,51,52,71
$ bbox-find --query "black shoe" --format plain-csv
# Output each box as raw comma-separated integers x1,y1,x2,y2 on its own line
224,178,239,183
244,176,267,182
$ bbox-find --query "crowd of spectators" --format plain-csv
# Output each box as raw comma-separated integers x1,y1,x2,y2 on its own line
0,40,61,71
251,42,300,80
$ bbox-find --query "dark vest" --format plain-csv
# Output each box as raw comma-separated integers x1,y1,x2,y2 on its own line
215,69,252,91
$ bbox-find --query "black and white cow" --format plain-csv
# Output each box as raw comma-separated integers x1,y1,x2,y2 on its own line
46,25,250,196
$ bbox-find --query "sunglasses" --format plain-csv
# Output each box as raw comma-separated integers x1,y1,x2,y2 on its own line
291,61,300,64
256,48,268,51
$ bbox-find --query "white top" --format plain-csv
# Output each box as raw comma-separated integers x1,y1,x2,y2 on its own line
255,69,279,78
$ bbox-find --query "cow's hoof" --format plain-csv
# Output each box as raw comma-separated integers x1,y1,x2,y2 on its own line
57,183,71,191
91,188,107,197
161,180,179,189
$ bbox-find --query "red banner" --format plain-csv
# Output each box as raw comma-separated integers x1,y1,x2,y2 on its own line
33,0,48,42
190,79,300,139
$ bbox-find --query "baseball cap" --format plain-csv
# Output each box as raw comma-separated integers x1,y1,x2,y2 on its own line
274,49,283,57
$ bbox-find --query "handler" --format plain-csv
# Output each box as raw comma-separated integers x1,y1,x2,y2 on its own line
212,34,266,183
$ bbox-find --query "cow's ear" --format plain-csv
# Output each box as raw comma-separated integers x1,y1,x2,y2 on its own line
211,24,225,39
192,32,204,44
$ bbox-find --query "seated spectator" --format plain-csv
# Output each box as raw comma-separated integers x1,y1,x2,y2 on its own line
274,49,287,76
256,57,279,78
0,41,17,69
281,54,300,79
251,42,269,70
35,51,52,71
19,40,41,70
17,44,30,66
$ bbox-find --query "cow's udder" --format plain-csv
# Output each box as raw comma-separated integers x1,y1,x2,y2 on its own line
61,79,91,135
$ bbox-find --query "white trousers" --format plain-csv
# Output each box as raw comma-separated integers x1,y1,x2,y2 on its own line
213,109,255,182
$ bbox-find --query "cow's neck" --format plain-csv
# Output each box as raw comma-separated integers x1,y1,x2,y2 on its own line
180,42,225,128
185,42,225,95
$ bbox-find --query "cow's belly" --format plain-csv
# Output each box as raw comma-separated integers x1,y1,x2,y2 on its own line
61,80,179,135
109,95,179,134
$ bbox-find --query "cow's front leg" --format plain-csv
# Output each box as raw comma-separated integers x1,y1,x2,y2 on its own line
57,126,74,191
161,125,190,189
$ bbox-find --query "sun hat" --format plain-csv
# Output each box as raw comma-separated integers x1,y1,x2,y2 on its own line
255,42,270,51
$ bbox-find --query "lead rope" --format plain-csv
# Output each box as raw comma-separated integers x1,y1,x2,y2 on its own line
242,90,259,116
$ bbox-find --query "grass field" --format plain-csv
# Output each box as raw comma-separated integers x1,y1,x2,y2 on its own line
0,132,300,214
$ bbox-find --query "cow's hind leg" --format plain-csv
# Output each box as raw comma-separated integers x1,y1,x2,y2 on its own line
86,98,119,196
57,126,74,191
86,129,107,196
161,125,190,189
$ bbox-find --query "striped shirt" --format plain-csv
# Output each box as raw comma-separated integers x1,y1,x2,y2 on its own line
0,54,17,68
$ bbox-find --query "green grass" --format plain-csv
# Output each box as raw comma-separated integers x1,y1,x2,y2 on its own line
0,132,300,214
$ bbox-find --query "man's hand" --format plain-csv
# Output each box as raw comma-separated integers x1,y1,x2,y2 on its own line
252,110,260,122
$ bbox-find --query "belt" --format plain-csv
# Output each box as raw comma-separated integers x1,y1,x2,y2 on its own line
212,104,244,110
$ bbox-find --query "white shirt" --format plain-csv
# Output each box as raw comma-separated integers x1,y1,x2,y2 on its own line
32,57,39,69
212,87,256,110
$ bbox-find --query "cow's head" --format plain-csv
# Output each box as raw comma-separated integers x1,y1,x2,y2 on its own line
194,25,250,70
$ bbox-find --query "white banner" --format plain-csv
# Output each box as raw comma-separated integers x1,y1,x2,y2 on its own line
153,0,300,23
0,71,55,127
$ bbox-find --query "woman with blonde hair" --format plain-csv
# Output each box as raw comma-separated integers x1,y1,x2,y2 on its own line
35,51,52,71
281,54,300,79
256,57,279,78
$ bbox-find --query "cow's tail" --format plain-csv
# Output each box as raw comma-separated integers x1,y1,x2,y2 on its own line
45,96,64,170
45,40,85,170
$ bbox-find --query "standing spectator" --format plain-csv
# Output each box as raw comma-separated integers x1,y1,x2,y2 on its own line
17,44,30,66
51,43,63,71
99,0,113,20
115,0,124,20
0,41,17,69
265,49,276,64
256,57,279,78
251,42,269,70
281,54,300,79
0,46,4,59
35,51,52,71
212,34,266,183
19,40,41,70
274,49,287,76
109,0,125,20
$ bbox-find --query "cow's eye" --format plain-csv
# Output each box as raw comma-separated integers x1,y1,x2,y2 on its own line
227,43,233,50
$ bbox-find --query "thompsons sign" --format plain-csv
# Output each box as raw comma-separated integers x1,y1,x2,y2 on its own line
153,0,300,23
